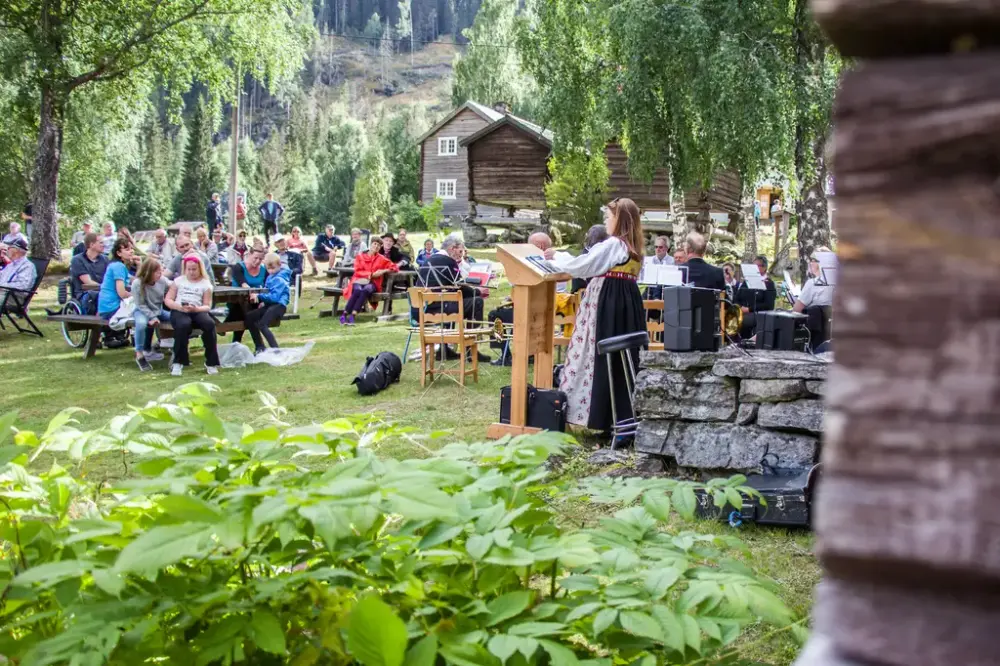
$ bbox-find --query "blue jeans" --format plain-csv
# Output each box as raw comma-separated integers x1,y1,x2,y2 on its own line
134,308,171,352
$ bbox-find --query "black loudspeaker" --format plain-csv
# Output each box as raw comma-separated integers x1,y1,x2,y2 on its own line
755,311,808,351
500,385,568,432
662,286,720,352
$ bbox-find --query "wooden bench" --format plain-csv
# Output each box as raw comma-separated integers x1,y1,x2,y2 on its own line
47,313,288,360
316,286,408,319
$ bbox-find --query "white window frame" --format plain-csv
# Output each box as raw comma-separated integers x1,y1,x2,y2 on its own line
436,179,457,200
437,137,458,156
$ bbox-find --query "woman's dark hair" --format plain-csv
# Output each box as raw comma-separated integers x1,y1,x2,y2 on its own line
111,238,132,262
584,224,609,250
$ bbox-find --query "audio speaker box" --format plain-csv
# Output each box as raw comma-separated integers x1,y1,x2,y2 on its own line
662,286,720,352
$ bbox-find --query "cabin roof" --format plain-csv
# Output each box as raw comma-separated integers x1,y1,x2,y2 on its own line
460,114,555,149
416,101,504,143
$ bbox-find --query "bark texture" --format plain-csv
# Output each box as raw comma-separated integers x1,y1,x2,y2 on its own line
32,85,65,259
795,48,1000,666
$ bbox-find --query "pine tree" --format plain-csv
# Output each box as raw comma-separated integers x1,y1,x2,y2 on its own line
174,97,221,222
350,144,392,232
113,167,161,231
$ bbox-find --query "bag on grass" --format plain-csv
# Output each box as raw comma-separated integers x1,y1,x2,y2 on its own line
353,351,403,396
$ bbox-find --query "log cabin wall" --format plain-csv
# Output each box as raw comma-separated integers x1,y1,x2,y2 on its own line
420,107,495,217
466,124,552,209
605,143,671,209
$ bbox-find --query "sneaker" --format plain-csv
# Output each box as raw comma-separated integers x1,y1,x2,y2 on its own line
136,355,152,372
339,314,346,325
254,347,266,356
347,314,355,326
145,351,165,362
171,364,183,376
206,365,219,375
311,268,318,276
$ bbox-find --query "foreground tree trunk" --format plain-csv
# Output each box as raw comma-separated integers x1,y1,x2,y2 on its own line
741,196,758,263
796,136,832,280
31,85,65,260
795,31,1000,666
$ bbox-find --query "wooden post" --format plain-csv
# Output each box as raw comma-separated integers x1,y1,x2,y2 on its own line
797,4,1000,666
228,68,240,236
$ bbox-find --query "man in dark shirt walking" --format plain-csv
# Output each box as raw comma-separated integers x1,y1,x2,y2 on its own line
258,193,285,247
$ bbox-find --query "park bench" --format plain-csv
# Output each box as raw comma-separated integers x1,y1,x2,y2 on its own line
46,312,299,360
316,286,408,319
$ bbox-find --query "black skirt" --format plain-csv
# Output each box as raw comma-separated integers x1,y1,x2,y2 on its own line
589,277,646,432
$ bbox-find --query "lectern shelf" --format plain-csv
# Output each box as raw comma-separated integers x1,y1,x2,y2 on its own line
486,245,571,439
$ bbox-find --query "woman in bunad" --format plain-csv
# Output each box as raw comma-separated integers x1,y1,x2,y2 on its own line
545,197,646,434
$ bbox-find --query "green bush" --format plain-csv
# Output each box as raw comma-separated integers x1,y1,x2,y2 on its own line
0,386,802,665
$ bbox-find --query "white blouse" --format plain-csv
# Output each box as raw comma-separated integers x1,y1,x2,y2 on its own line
551,237,630,279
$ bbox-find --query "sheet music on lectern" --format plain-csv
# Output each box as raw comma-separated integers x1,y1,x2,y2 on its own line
639,264,687,286
741,264,767,291
525,255,561,274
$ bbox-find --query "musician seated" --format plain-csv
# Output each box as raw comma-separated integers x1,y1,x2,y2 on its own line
735,255,777,338
422,235,490,362
683,231,725,291
793,248,836,314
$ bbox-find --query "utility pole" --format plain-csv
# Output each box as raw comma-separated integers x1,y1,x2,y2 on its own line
228,67,240,236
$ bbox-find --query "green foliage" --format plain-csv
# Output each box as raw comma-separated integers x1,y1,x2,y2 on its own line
421,196,445,237
392,194,425,231
517,0,795,190
175,97,223,222
0,386,801,665
112,167,162,231
452,0,538,118
545,149,609,233
378,110,425,204
351,144,393,231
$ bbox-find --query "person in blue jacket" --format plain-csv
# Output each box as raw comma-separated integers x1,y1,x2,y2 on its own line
312,224,346,273
245,252,290,354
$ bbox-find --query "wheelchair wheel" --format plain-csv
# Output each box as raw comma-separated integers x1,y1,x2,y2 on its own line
61,301,89,349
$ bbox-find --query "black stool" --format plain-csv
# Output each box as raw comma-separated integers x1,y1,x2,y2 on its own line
596,331,649,449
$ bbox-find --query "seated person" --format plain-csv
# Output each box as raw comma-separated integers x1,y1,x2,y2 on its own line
286,226,316,275
245,253,291,354
227,230,249,263
131,257,171,372
165,256,220,377
225,246,268,343
422,235,491,362
99,222,116,256
0,238,37,311
213,228,230,255
195,226,219,263
147,228,175,264
416,239,438,267
165,234,215,284
673,242,688,266
793,248,836,314
571,224,610,294
643,235,674,301
682,231,725,290
70,221,93,248
312,225,345,273
341,237,397,325
2,222,27,247
380,233,411,268
97,239,136,320
734,255,777,338
397,228,415,259
342,228,367,266
69,233,109,310
723,262,738,298
272,234,303,284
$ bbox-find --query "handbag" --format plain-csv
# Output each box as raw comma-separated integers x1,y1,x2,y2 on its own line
353,278,371,286
499,385,568,432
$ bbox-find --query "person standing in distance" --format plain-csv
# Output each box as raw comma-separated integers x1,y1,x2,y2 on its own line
205,193,223,233
258,193,285,247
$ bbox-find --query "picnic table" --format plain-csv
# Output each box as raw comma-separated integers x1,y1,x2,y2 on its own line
318,266,418,319
47,286,268,360
211,263,230,283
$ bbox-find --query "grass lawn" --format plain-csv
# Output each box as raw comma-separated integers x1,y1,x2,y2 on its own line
0,238,819,664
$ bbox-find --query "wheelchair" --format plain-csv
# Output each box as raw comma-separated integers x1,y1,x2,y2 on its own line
57,278,131,350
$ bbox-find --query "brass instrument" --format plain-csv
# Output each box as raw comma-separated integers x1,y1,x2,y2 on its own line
722,300,743,338
493,318,514,342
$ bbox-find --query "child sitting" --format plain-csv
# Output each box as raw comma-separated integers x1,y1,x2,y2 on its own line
131,257,171,372
165,255,220,376
245,252,291,354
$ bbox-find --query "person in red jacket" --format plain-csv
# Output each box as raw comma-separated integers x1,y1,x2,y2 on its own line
340,236,397,325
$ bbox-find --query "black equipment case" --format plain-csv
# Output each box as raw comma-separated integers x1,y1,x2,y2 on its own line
500,385,568,432
694,465,821,527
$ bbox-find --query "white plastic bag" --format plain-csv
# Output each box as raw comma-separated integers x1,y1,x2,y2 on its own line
108,297,134,331
250,341,315,366
218,342,256,368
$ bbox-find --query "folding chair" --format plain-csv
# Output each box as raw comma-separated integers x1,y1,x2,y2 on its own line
0,258,49,337
643,299,665,351
415,290,481,387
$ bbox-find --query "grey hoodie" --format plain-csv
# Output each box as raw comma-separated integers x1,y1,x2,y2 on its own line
131,276,169,319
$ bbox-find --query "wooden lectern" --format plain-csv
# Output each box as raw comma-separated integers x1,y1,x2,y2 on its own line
487,244,571,439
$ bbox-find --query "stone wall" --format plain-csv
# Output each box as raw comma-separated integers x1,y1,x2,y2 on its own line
634,348,829,472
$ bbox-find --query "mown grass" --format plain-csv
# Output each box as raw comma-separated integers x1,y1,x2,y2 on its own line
1,237,818,665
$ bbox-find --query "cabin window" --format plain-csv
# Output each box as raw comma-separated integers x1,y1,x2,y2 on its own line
436,179,457,199
438,137,457,156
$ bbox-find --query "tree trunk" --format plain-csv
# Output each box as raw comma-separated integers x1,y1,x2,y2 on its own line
32,84,65,260
795,133,832,280
669,188,686,247
741,196,757,263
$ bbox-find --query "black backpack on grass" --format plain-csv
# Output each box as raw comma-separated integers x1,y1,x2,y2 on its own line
353,351,403,395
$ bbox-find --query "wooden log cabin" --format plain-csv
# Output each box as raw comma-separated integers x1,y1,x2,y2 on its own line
460,115,554,210
417,101,504,217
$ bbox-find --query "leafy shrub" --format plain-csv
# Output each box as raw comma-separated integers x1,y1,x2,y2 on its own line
0,385,802,665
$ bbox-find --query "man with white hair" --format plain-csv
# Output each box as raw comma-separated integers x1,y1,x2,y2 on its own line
683,231,725,291
0,238,37,309
422,235,490,362
147,228,175,263
2,222,27,247
70,221,93,248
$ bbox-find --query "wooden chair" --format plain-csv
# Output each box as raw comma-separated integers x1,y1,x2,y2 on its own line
402,287,428,363
643,299,664,351
413,289,480,387
553,292,580,362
